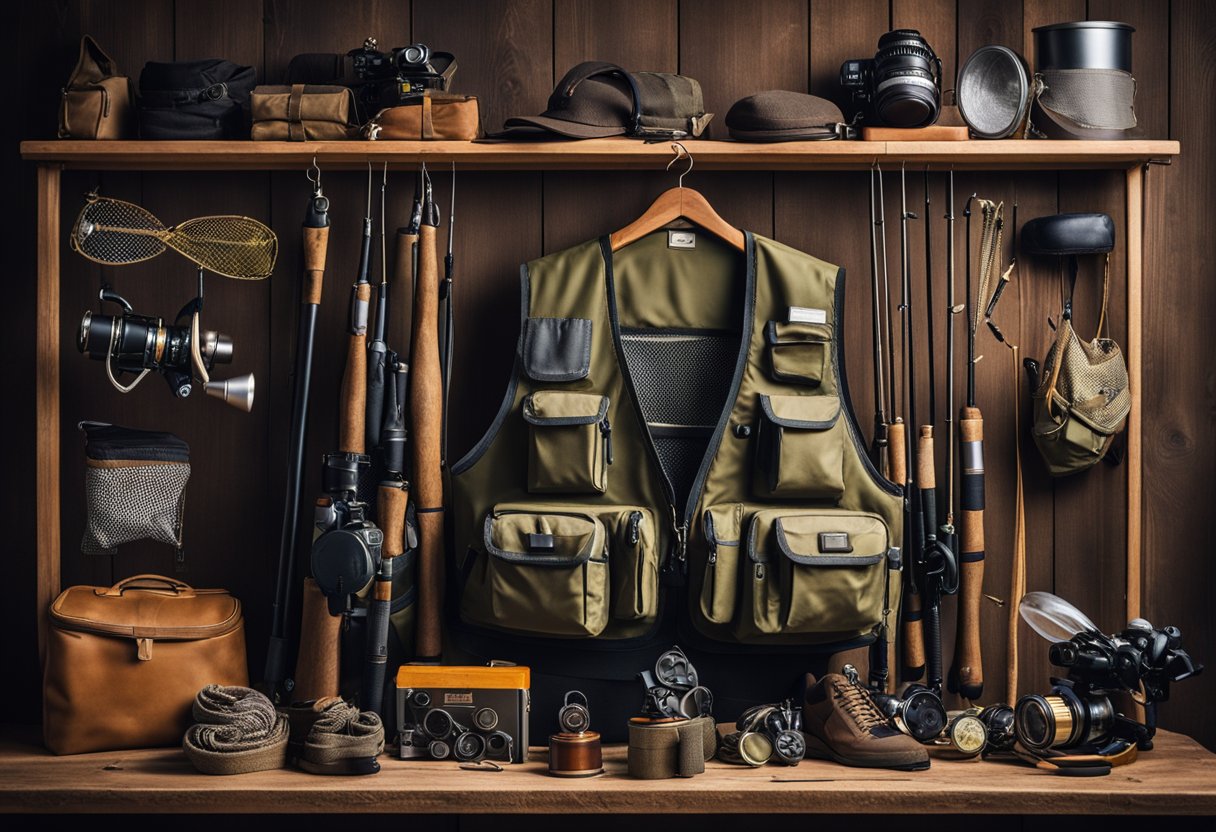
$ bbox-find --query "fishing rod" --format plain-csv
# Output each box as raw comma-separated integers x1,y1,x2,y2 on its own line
264,162,330,700
366,164,390,453
949,192,986,702
439,163,456,465
941,174,960,563
412,165,446,661
868,165,889,473
363,165,408,717
339,164,375,455
899,163,926,684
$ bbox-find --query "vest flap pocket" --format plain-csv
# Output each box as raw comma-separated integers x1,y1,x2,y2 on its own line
524,392,612,494
483,506,603,566
739,509,889,639
602,506,659,623
755,395,845,498
698,503,744,625
464,505,610,638
523,317,592,382
766,321,832,387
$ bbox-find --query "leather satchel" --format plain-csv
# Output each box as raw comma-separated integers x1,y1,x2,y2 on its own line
43,575,248,755
59,35,134,139
251,84,358,141
364,93,481,140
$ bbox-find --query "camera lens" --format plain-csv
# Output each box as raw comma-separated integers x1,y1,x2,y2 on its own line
871,29,940,128
410,690,432,709
900,688,947,742
486,731,510,756
453,731,487,762
428,739,451,760
422,708,455,740
473,707,499,732
399,43,429,67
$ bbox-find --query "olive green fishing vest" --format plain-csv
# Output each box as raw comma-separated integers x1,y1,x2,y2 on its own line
450,230,902,650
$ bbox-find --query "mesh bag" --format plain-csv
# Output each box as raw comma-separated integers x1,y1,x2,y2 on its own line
1030,260,1130,477
81,422,190,556
1037,68,1136,130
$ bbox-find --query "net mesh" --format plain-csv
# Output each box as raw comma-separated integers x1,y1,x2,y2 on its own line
1038,68,1137,130
620,330,738,506
70,195,277,280
1037,318,1131,434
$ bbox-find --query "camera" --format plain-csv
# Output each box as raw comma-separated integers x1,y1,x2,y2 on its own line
312,452,382,616
395,664,530,763
1015,598,1202,752
78,287,253,410
346,36,454,110
840,29,941,128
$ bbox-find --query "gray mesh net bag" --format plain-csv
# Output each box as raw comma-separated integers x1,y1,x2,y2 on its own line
81,422,190,556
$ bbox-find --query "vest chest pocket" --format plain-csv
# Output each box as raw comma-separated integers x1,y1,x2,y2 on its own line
523,391,612,494
737,509,890,639
766,321,832,387
754,394,845,499
470,506,610,637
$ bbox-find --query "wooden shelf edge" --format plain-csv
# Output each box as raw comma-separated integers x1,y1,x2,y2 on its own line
19,138,1181,172
2,729,1214,815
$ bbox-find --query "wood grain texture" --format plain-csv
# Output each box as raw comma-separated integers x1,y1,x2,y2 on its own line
892,0,955,92
1,728,1214,814
264,0,411,86
809,0,888,113
173,0,263,71
680,0,808,130
554,0,677,72
1087,0,1169,140
1143,0,1216,750
35,165,61,664
413,0,553,135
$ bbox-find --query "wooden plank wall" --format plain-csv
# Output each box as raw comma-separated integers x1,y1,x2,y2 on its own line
3,0,1214,751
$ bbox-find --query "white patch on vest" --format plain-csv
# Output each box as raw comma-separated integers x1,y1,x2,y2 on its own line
668,230,696,249
787,306,827,324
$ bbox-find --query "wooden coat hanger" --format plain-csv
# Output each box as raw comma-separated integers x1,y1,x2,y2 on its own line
609,143,746,252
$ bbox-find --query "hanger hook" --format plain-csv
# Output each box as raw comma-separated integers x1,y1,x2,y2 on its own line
306,156,322,193
667,141,693,188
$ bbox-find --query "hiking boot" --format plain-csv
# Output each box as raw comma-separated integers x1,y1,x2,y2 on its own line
801,668,930,771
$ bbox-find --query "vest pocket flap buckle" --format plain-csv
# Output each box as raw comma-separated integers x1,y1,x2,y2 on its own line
524,392,612,494
483,507,604,566
765,321,832,386
755,395,845,498
523,317,593,382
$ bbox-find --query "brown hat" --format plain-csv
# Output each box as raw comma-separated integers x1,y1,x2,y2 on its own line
501,61,636,138
497,61,712,140
725,90,850,142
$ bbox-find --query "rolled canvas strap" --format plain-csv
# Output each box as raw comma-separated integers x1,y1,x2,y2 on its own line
287,84,305,141
183,685,290,775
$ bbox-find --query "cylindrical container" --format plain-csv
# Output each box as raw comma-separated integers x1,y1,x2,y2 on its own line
548,731,603,777
1033,21,1134,72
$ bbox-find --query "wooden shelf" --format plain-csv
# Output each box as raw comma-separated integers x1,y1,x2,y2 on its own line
2,728,1214,815
20,138,1179,171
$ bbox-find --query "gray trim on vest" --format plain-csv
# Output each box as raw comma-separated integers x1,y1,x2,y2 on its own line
758,394,841,430
774,518,885,567
523,316,593,381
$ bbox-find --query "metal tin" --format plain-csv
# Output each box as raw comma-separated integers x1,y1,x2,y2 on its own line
548,731,604,777
1033,21,1134,72
956,45,1030,139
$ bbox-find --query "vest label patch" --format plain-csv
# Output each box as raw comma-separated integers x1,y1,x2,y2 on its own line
787,305,827,324
668,230,696,249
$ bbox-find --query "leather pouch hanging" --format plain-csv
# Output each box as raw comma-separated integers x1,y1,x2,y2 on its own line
43,575,248,755
364,93,482,140
59,35,135,139
251,84,358,141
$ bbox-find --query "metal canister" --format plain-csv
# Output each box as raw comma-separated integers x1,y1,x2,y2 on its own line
548,731,603,778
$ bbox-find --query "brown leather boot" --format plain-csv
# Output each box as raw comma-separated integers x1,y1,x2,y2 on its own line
801,670,931,771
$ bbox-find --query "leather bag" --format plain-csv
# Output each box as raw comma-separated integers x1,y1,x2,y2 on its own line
59,35,134,139
364,93,481,140
251,84,358,141
43,575,248,755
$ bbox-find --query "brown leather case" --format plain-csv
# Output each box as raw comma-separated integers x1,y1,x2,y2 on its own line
58,35,134,139
366,94,481,141
43,574,248,755
250,84,358,141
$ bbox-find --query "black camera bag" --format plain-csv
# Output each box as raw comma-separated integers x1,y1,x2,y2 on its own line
138,59,256,139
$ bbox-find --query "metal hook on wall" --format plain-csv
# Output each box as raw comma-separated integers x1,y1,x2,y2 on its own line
306,155,322,195
667,141,693,188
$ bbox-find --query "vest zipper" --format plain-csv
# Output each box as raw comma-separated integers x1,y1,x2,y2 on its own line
627,510,642,545
671,506,688,574
600,415,614,465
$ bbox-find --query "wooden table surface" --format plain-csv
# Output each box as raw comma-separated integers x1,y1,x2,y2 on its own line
2,728,1214,815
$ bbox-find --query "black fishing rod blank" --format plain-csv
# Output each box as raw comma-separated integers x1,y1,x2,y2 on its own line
265,163,330,697
439,163,456,465
366,164,390,454
868,166,889,471
941,172,960,569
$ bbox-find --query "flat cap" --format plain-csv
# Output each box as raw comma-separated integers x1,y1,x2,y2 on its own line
725,90,847,142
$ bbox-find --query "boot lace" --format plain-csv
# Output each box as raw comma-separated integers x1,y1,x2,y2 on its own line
834,676,888,732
